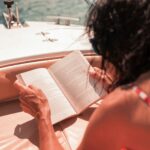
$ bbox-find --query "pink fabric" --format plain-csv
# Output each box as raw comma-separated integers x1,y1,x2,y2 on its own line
132,85,150,105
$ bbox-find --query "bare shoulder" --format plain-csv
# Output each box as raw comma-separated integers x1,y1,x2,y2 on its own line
93,85,149,126
90,71,150,122
102,70,150,111
99,86,137,112
89,87,133,126
94,71,150,124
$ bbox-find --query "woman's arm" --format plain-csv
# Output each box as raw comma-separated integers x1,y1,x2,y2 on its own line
78,94,121,150
14,81,63,150
38,118,63,150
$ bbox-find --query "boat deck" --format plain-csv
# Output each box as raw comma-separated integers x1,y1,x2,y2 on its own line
0,21,91,67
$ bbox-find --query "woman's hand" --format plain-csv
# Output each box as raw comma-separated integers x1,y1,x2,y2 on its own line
14,80,51,120
89,67,113,90
15,81,64,150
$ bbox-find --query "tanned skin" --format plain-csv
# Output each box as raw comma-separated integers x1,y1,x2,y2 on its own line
14,67,150,150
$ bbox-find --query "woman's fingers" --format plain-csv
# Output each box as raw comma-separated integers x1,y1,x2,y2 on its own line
20,98,30,107
89,67,103,80
14,80,27,91
88,66,96,76
14,80,34,95
15,80,47,102
20,98,37,113
20,103,35,116
104,74,113,85
29,85,45,96
89,67,113,86
28,84,40,92
20,97,40,116
20,98,34,109
28,85,47,103
14,80,50,119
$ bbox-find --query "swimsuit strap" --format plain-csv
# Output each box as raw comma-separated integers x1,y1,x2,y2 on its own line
132,85,150,105
121,84,150,150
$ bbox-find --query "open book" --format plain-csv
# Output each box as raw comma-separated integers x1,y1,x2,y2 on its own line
17,51,106,124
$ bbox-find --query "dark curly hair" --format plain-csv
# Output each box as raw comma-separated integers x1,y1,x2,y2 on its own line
86,0,150,87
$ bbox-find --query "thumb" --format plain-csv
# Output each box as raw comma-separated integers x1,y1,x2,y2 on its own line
89,67,96,76
14,80,27,92
14,80,35,96
89,67,102,80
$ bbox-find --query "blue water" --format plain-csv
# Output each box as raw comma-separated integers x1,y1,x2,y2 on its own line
0,0,89,25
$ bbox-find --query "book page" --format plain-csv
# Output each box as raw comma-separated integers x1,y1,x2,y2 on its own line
18,68,76,124
49,51,106,113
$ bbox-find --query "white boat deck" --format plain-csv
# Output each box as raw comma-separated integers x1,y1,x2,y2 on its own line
0,21,92,67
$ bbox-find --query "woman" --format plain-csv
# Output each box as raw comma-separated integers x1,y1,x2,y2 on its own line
14,0,150,150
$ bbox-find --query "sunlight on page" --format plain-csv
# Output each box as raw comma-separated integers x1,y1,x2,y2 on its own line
19,68,76,124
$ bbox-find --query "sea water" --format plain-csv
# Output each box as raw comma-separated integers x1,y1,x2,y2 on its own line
0,0,90,25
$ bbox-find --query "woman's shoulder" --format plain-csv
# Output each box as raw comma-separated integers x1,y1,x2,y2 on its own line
99,71,150,116
135,71,150,95
101,86,136,110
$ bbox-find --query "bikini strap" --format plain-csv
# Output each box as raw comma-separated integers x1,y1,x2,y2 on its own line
132,85,150,105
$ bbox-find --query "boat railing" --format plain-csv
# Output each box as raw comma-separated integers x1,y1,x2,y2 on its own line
46,16,80,26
